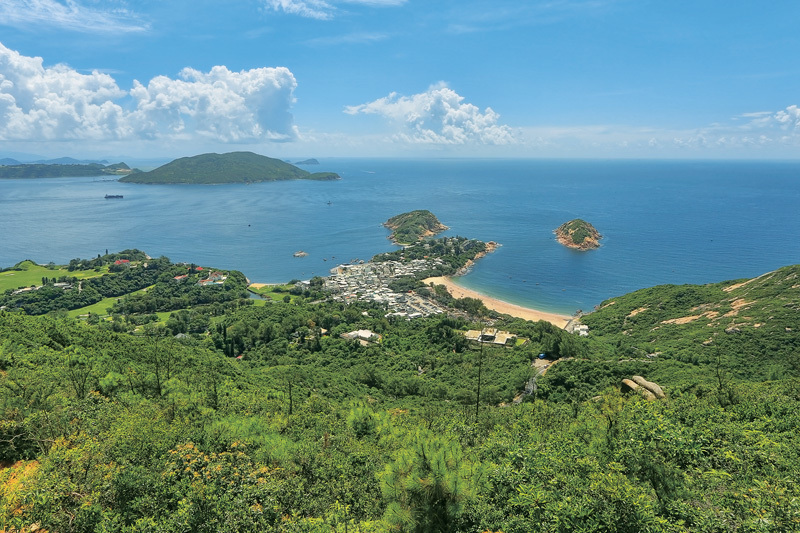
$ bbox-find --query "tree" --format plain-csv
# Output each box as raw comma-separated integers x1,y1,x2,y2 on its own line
379,430,484,533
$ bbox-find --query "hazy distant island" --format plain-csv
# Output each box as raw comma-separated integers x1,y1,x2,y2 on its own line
555,219,602,250
0,161,135,179
294,158,320,165
119,152,340,184
384,209,449,244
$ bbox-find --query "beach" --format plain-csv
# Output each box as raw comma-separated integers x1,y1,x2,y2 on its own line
422,276,572,328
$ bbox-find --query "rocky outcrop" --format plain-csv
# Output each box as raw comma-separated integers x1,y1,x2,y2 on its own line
555,219,602,250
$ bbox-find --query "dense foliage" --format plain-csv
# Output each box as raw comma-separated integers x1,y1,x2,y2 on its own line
119,152,341,184
1,255,799,532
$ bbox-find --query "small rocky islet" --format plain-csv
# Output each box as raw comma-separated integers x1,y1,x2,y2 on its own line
555,219,602,250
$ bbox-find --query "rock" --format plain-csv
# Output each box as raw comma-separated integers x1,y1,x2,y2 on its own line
632,375,665,399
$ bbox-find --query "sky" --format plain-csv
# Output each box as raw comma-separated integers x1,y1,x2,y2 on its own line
1,0,799,161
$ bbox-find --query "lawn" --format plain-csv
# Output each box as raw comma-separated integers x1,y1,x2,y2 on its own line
67,296,120,318
1,260,107,292
249,283,300,302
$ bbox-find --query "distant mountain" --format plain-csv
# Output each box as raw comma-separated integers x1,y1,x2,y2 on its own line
119,152,341,184
31,157,110,165
295,158,320,165
0,158,21,166
0,161,134,179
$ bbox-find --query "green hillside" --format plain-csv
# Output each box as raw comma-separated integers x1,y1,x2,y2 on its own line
1,251,799,532
119,151,341,184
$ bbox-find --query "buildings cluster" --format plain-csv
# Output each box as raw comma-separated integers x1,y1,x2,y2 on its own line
323,258,447,318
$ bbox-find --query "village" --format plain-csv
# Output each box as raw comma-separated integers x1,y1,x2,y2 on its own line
323,257,448,318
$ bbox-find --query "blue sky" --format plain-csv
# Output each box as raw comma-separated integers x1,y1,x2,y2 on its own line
1,0,799,160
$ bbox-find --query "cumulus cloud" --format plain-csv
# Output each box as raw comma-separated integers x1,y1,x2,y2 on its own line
345,84,517,145
0,0,148,33
0,42,298,143
129,66,298,142
261,0,405,19
0,43,129,140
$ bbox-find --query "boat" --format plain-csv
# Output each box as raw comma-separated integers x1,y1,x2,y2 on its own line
293,251,308,257
105,194,123,199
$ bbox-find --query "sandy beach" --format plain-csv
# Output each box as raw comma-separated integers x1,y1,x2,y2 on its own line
422,276,572,328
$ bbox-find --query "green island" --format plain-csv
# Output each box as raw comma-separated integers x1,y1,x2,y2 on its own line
119,152,341,184
0,162,135,179
555,218,602,250
383,209,449,244
1,227,799,531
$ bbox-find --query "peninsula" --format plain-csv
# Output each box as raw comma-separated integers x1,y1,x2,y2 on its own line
0,161,134,179
384,209,448,244
555,219,602,250
119,151,340,184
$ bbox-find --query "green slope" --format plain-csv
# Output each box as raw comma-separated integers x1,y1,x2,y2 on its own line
119,151,341,184
579,264,800,383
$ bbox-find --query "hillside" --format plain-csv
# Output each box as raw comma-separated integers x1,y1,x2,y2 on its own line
119,151,341,184
384,209,448,244
570,265,800,388
555,218,602,250
0,253,799,531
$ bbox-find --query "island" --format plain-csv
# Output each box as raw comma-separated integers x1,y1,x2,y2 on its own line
294,158,319,165
383,209,448,244
0,161,135,179
555,219,602,250
119,151,341,184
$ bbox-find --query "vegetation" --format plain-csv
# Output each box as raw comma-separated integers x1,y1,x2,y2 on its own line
0,162,134,179
555,219,602,250
119,152,341,184
0,251,249,317
373,236,488,281
1,247,799,532
384,210,448,244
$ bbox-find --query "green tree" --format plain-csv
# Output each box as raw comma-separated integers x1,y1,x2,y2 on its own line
379,430,484,533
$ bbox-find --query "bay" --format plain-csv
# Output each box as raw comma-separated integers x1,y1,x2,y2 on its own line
1,158,799,315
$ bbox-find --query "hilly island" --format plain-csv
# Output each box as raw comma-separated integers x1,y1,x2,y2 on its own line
119,151,341,184
555,218,602,250
1,201,799,532
383,209,448,244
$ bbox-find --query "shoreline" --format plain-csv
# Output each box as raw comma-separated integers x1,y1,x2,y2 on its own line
422,276,572,328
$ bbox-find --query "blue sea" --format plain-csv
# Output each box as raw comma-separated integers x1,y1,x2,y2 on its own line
2,159,799,315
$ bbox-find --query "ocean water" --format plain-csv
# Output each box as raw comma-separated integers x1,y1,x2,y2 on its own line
2,159,799,315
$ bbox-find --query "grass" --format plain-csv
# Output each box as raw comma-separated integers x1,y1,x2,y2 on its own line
67,296,120,318
249,284,299,302
1,260,107,292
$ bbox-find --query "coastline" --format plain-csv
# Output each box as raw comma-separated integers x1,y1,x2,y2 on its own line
422,276,572,328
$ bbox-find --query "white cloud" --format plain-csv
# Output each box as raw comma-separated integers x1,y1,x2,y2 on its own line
0,0,148,33
0,42,298,143
261,0,405,19
345,84,517,145
129,66,298,142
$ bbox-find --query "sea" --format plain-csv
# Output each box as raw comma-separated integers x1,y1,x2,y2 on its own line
2,159,799,315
